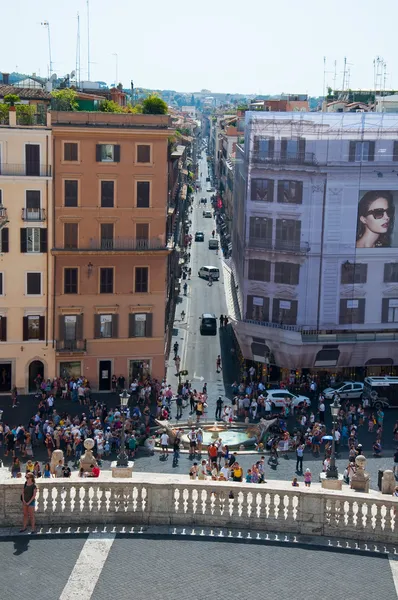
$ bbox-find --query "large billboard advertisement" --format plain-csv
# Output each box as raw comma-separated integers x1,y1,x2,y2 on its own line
356,190,398,248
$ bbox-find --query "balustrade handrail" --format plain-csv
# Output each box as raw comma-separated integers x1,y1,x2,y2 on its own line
0,164,51,177
247,238,310,253
0,472,396,543
251,151,319,167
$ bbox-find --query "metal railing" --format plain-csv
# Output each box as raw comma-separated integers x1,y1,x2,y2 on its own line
16,113,47,126
56,339,87,352
0,164,51,177
21,208,46,222
302,331,398,343
251,151,318,167
247,238,310,253
243,318,302,332
90,238,165,251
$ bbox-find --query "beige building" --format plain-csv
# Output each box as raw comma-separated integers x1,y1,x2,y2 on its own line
0,109,54,392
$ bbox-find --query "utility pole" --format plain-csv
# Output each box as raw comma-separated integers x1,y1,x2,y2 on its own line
76,12,81,87
41,21,53,77
113,53,118,86
341,56,347,92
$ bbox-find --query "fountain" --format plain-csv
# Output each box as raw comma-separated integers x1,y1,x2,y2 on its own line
207,422,227,439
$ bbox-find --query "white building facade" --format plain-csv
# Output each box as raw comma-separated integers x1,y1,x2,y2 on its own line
231,112,398,380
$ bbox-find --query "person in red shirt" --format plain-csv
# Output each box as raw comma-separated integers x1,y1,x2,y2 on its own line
208,443,218,467
90,464,100,477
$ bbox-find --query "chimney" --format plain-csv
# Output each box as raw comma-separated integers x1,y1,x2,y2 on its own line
2,73,9,85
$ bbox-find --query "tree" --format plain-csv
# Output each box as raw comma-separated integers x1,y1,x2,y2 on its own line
4,94,20,107
142,94,168,115
51,88,78,111
99,99,123,113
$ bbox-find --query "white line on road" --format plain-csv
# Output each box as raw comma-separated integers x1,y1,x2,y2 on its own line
59,533,115,600
389,558,398,598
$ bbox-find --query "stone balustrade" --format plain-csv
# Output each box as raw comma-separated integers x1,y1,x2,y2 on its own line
0,470,397,543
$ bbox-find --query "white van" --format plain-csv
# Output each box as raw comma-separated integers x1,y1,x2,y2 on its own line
198,266,220,280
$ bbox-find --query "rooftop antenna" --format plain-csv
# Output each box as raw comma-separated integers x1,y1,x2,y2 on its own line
41,21,53,77
76,12,81,87
87,0,90,81
112,53,118,86
333,60,337,92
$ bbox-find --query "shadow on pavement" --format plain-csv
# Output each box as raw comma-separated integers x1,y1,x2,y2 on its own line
218,324,241,400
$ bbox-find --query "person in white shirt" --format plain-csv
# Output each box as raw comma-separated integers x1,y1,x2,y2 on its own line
160,431,169,454
220,463,230,480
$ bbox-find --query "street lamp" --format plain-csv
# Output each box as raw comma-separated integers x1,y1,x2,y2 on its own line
116,389,130,467
326,397,341,479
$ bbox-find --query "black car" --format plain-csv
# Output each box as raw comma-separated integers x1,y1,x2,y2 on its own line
195,232,204,241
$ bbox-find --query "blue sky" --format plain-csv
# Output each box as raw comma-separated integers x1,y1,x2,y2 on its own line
1,0,397,95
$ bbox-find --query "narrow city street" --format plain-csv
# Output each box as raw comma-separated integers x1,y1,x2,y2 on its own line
167,150,234,410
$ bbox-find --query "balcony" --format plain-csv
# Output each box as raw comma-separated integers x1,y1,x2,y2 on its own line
53,237,169,253
251,151,318,167
56,339,87,353
21,208,46,222
0,164,52,177
247,238,310,253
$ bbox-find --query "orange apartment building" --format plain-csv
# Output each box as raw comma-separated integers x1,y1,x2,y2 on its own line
51,111,172,390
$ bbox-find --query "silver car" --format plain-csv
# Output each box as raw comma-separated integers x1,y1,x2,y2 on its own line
323,381,364,400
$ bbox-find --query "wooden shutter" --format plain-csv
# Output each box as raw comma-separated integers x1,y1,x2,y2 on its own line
290,300,298,325
20,228,27,253
112,314,119,338
253,137,259,154
246,295,254,319
23,316,29,341
128,314,134,337
339,299,346,324
381,298,389,323
272,299,279,323
358,299,366,323
59,315,66,339
268,137,275,158
1,228,8,253
263,298,270,321
96,145,102,162
145,313,153,337
0,316,6,341
281,138,287,159
368,141,375,161
94,314,101,338
298,138,306,160
39,316,45,340
277,181,284,203
76,314,83,340
114,145,121,162
393,142,398,162
348,141,356,162
40,228,47,253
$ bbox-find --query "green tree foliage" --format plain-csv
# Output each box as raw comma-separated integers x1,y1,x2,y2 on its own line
142,94,168,115
4,94,20,106
51,88,78,111
99,99,123,113
16,104,36,125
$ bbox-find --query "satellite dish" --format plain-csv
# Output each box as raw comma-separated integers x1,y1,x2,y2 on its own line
71,70,76,78
50,73,57,82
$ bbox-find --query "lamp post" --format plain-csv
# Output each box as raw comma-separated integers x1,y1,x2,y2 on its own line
117,389,130,467
326,397,341,479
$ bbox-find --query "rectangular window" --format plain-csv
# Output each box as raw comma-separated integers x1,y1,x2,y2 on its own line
135,267,148,293
382,298,398,323
277,180,303,204
64,143,78,162
26,190,41,219
96,144,120,162
64,180,78,207
23,315,44,341
64,268,78,294
274,262,300,285
129,313,153,337
26,228,40,253
249,217,273,249
275,219,301,251
341,263,368,284
136,223,149,244
0,272,3,295
281,138,306,162
100,268,114,294
137,145,151,163
64,223,78,249
25,144,40,176
26,272,41,296
272,298,298,326
64,315,76,340
1,228,9,253
339,298,366,324
253,136,274,159
100,314,112,338
137,181,150,208
349,141,375,162
248,259,271,282
251,179,274,202
100,181,114,208
384,263,398,283
0,316,7,341
246,295,270,321
100,223,114,249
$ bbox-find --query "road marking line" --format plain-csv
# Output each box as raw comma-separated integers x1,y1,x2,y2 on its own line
389,558,398,598
59,533,115,600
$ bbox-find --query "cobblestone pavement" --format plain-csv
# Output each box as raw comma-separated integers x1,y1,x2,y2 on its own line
0,533,396,600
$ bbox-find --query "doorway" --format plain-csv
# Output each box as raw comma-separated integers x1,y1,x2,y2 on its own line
29,360,44,392
0,363,11,392
129,360,151,383
99,360,112,391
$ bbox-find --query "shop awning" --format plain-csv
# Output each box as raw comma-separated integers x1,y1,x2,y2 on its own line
251,341,270,363
314,347,340,367
366,357,393,366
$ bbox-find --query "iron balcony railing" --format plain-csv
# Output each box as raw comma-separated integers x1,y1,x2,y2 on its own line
16,113,47,126
56,339,87,353
251,151,318,167
247,238,310,253
54,238,168,252
21,208,46,222
0,164,52,177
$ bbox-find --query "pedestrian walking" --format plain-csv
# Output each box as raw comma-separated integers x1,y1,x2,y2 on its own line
319,398,325,423
20,473,37,534
160,430,169,456
296,443,304,473
216,355,222,373
219,315,224,328
304,468,312,487
215,396,223,420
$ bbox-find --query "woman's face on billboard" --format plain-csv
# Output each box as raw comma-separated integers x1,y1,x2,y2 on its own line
360,196,390,234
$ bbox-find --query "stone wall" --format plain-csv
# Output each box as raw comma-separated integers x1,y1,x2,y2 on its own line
1,470,397,543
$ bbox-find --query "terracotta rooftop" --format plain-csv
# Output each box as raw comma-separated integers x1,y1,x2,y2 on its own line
0,85,51,100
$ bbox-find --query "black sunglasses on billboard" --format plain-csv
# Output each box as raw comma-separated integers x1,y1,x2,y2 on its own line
365,208,393,219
